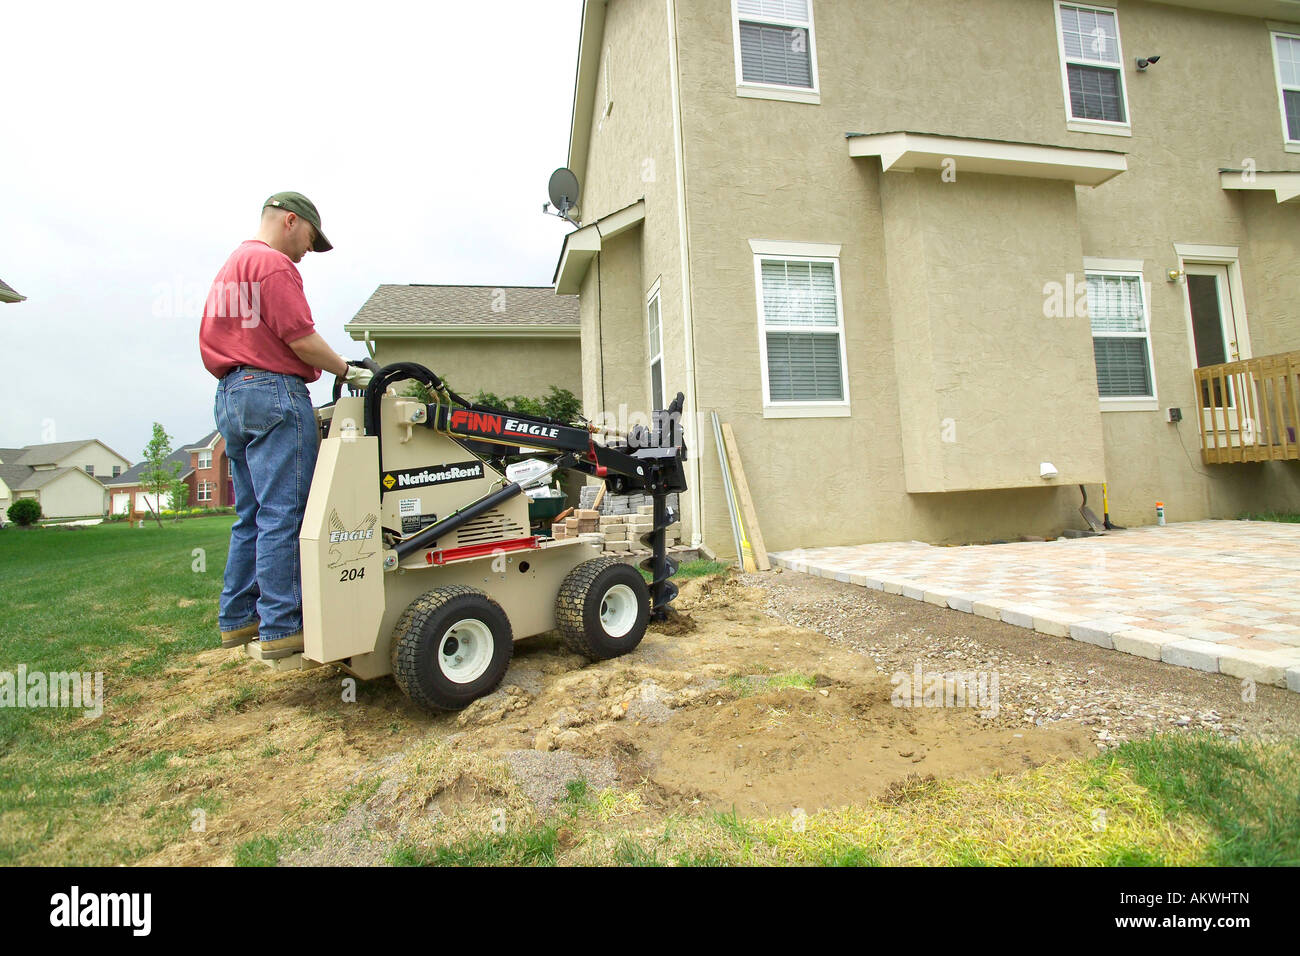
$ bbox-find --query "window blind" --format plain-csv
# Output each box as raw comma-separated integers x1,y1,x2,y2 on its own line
739,21,812,88
766,332,843,402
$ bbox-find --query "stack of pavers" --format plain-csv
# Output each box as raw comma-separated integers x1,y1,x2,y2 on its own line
549,488,684,558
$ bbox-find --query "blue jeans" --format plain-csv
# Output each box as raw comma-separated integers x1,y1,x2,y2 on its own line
214,368,319,640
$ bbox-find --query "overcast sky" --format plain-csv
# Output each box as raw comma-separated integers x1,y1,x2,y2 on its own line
0,0,582,461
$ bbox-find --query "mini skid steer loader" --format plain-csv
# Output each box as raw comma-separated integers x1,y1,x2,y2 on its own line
244,361,689,713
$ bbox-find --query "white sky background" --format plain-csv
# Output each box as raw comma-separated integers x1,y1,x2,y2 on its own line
0,0,583,461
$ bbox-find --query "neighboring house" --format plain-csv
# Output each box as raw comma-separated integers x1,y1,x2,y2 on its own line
103,448,194,518
185,430,234,508
0,278,25,304
345,285,581,400
102,431,233,517
0,440,131,521
554,0,1300,554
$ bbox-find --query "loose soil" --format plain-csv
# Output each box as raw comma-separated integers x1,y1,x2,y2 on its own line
82,568,1300,865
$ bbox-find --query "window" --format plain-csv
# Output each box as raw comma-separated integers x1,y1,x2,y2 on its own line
647,284,665,412
1055,3,1129,132
1086,270,1156,407
198,451,213,470
84,464,94,476
112,465,121,477
752,243,849,417
733,0,819,103
197,482,212,503
1272,32,1300,146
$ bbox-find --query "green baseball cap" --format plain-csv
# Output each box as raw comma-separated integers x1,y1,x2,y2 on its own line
263,191,333,252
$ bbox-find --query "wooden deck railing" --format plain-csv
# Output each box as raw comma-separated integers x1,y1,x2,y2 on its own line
1194,351,1300,464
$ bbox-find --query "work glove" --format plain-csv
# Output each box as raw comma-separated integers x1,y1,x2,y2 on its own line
344,358,381,390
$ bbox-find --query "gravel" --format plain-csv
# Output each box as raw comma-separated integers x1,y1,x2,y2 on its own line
742,569,1300,748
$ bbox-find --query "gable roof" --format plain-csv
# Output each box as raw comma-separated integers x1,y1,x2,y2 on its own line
103,446,194,487
1,439,130,468
0,463,31,493
345,285,579,339
0,278,24,303
184,430,220,453
0,464,107,493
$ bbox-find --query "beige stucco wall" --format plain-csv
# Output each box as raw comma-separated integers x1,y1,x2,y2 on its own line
573,0,1300,555
370,335,581,401
573,0,699,536
881,171,1106,492
668,0,1300,553
54,442,130,479
37,471,107,519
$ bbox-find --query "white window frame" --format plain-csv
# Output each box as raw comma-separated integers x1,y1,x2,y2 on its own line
198,450,213,470
197,481,212,503
112,465,121,477
1083,259,1158,412
1270,30,1300,152
750,239,850,419
84,464,94,476
1054,1,1132,137
731,0,821,105
646,280,665,412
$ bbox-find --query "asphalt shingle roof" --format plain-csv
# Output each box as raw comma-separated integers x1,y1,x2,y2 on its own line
6,440,99,467
0,278,24,303
183,429,220,452
346,285,578,330
105,448,193,486
0,463,31,491
0,464,103,493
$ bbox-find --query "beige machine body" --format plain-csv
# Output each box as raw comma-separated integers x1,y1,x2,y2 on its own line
272,394,602,679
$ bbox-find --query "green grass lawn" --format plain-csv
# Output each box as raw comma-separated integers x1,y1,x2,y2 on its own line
0,516,237,863
3,517,1299,866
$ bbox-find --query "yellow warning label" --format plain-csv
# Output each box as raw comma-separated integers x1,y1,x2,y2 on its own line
382,473,396,490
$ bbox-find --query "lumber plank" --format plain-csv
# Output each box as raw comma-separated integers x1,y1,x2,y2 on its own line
720,422,770,571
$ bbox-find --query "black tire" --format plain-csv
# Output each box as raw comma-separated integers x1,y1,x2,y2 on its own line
556,558,650,661
390,586,513,712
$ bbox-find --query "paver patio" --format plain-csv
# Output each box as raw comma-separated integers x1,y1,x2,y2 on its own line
770,520,1300,693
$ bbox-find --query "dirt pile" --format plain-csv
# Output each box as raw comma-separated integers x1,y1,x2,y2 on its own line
94,573,1098,864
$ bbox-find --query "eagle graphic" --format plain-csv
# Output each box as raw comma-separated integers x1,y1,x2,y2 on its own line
328,510,378,568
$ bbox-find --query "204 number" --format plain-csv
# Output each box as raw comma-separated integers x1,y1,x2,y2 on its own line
339,567,366,582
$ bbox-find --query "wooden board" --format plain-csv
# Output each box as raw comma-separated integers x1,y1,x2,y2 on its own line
592,483,607,511
720,422,770,571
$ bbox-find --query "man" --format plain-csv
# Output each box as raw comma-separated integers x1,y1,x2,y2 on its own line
199,192,372,659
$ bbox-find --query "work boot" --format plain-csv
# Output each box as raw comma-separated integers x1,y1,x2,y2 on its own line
258,631,304,660
220,621,259,649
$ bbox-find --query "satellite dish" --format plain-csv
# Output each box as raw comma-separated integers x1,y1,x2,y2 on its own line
546,168,581,224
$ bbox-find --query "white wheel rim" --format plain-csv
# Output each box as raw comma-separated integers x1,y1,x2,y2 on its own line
599,583,639,638
437,618,494,684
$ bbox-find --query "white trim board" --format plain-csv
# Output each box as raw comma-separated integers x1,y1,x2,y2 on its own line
749,239,842,257
847,132,1127,186
1219,169,1300,203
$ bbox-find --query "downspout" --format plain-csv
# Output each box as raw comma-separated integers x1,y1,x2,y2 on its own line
666,0,704,549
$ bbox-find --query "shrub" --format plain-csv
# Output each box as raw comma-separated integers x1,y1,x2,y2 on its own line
7,499,42,526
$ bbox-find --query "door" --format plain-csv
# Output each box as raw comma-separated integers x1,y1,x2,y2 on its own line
1185,263,1249,445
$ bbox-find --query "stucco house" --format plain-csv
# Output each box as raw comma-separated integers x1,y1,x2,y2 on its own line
345,285,581,400
553,0,1300,555
0,440,131,521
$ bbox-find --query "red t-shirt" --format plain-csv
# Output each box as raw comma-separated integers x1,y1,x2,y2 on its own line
199,240,320,382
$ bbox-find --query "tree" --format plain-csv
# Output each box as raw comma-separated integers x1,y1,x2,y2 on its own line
7,498,42,527
139,423,180,528
168,469,191,521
